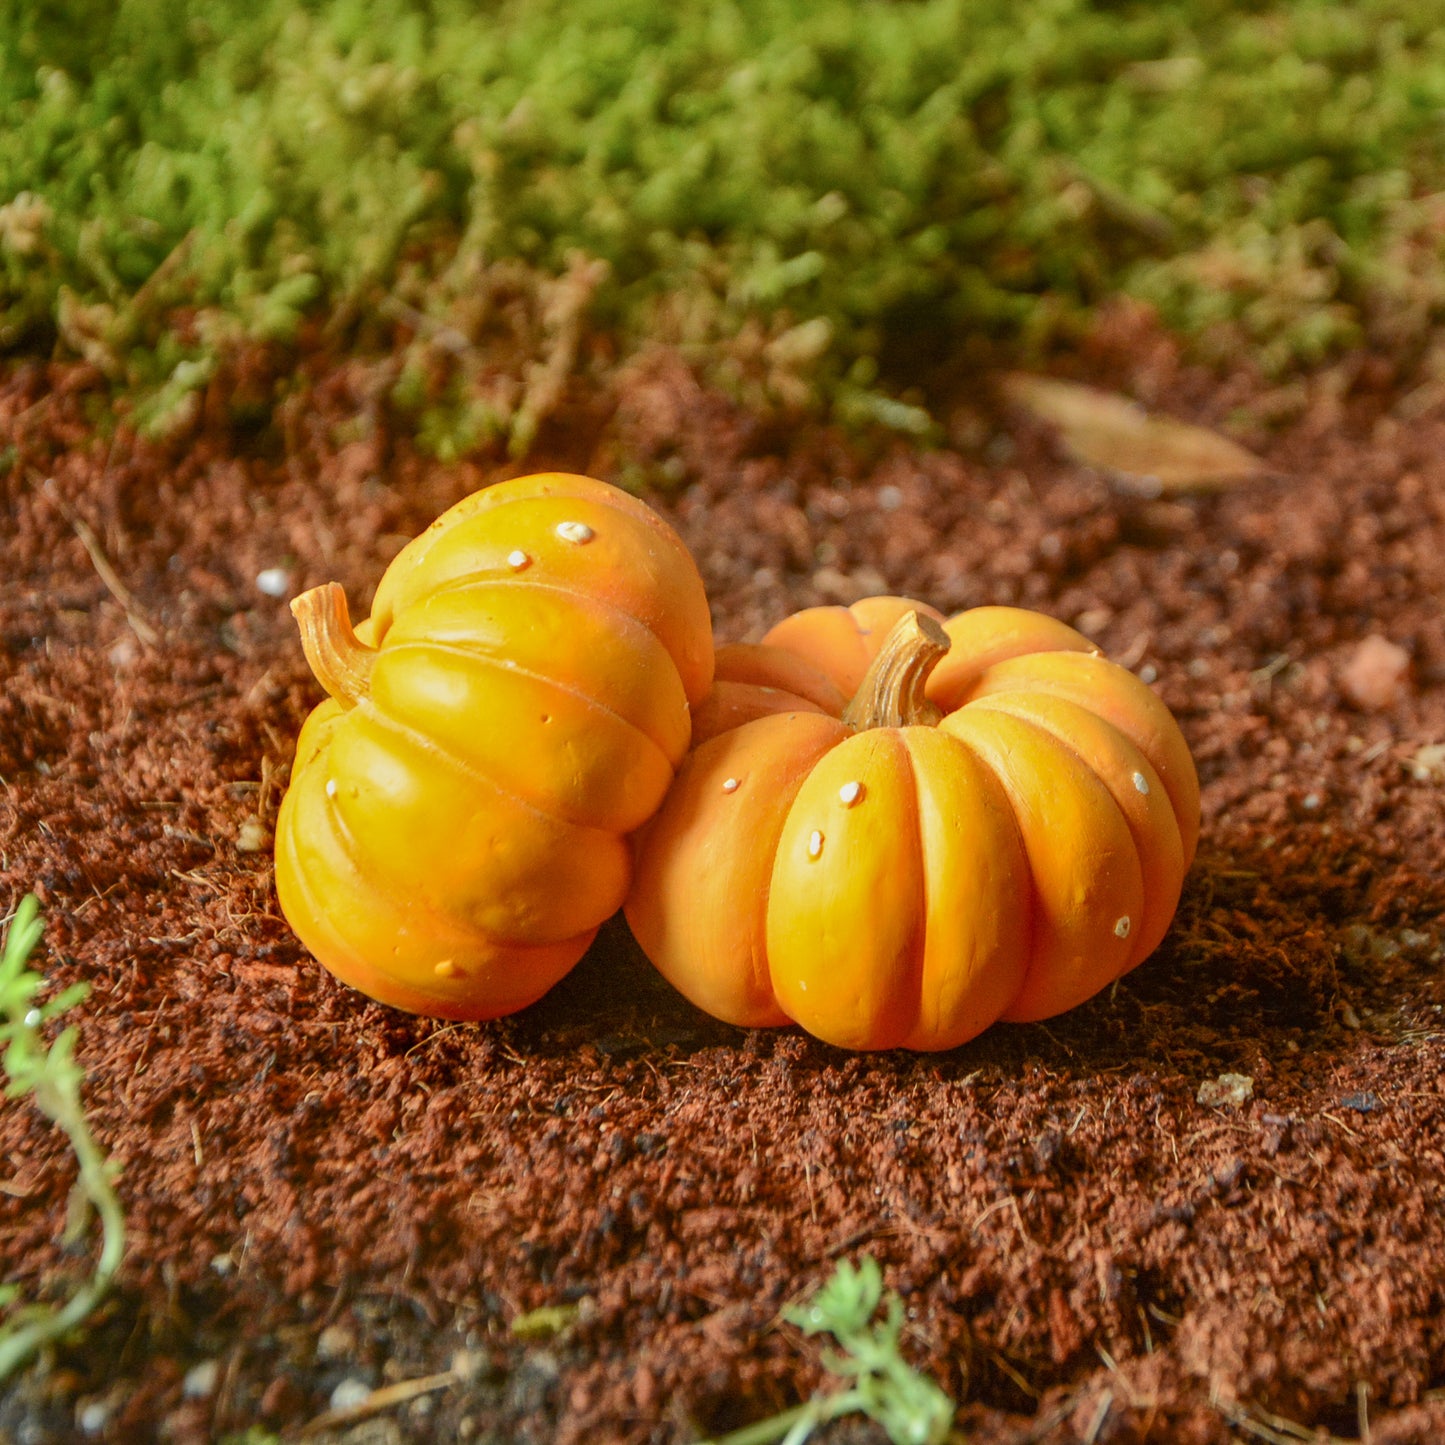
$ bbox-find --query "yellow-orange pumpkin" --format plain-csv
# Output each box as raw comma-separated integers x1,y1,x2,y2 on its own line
275,472,713,1019
626,598,1199,1051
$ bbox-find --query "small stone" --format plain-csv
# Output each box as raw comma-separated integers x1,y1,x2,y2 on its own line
555,521,595,544
1197,1073,1254,1109
1339,1091,1382,1114
182,1360,220,1399
236,816,268,853
1340,634,1410,711
1410,743,1445,783
329,1377,374,1413
450,1348,494,1384
77,1401,112,1435
256,567,291,598
316,1323,357,1362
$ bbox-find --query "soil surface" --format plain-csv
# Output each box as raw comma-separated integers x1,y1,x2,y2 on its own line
2,308,1444,1444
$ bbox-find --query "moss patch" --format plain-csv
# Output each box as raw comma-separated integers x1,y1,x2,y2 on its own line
5,0,1445,439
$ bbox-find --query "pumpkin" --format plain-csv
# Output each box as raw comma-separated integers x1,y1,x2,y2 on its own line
275,472,714,1020
625,599,1199,1051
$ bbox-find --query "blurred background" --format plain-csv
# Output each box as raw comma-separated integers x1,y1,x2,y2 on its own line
5,0,1445,454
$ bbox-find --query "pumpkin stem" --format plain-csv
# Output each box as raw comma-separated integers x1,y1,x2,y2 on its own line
842,611,951,730
290,582,375,707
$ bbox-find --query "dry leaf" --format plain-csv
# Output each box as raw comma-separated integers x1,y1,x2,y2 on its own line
1003,373,1273,495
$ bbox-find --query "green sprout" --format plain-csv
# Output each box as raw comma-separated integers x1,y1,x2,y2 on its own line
0,894,125,1383
706,1257,955,1445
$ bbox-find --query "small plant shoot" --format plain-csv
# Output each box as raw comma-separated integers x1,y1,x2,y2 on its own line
705,1257,954,1445
0,895,125,1383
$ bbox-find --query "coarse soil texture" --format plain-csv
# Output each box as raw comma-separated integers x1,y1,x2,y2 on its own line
1,310,1443,1444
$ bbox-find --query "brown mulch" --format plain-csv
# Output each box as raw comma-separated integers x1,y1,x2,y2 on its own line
1,307,1443,1444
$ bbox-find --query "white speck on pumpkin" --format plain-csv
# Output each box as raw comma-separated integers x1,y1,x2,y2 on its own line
838,780,864,806
434,959,459,979
1115,916,1132,939
1132,772,1150,795
507,549,531,570
555,521,595,544
325,778,338,799
808,830,824,859
722,777,740,793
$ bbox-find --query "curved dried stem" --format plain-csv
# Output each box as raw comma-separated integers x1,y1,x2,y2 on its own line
842,611,950,731
290,582,376,707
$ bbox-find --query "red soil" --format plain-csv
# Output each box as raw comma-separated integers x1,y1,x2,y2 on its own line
1,308,1443,1443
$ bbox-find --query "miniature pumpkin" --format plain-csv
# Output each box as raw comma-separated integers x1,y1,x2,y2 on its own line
275,472,714,1020
626,601,1199,1051
689,640,849,742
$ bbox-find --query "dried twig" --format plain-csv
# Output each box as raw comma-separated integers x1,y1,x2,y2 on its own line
298,1367,461,1437
41,476,159,645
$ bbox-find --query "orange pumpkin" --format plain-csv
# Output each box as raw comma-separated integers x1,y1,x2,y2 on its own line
275,472,714,1020
626,598,1199,1051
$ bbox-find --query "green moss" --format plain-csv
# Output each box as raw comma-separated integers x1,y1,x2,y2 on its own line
5,0,1445,440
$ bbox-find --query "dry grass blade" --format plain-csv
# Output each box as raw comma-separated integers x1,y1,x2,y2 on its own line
298,1368,460,1437
1002,374,1275,495
40,475,159,645
1216,1399,1355,1444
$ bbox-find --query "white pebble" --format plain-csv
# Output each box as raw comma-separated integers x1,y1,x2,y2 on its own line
183,1360,221,1399
255,567,290,598
77,1402,112,1435
329,1378,375,1412
555,521,595,544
